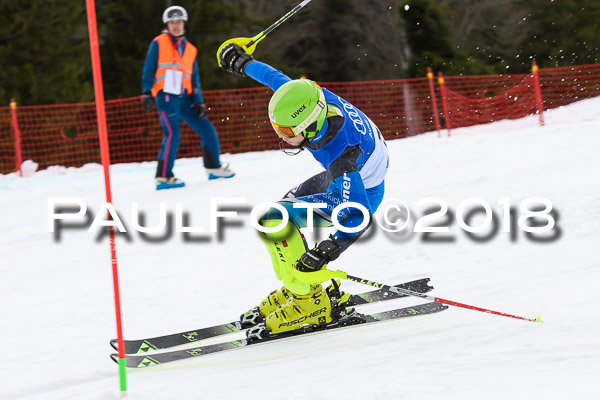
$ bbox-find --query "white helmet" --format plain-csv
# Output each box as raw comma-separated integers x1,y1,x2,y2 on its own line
162,6,188,24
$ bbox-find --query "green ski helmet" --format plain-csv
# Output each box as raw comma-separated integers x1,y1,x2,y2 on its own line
268,79,327,139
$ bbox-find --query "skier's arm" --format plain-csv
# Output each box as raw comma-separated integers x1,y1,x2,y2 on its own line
141,40,159,94
218,43,291,91
244,61,291,92
191,59,204,103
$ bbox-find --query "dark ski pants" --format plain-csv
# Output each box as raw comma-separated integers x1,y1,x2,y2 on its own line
155,92,221,177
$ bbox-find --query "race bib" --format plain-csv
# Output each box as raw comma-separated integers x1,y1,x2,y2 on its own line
163,69,183,95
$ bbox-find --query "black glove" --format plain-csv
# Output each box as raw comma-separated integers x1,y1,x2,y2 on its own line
219,43,253,77
141,92,154,112
193,102,207,119
296,238,342,272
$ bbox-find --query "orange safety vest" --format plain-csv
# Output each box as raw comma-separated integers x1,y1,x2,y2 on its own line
151,34,197,97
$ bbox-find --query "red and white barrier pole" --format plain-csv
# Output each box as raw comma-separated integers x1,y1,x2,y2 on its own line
532,60,545,126
85,0,127,392
9,98,23,177
438,72,451,136
427,68,442,137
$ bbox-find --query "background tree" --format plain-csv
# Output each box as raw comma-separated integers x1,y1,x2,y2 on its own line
1,0,599,105
0,0,93,105
515,0,600,68
96,0,163,100
225,0,412,82
434,0,600,72
435,0,529,73
400,0,496,77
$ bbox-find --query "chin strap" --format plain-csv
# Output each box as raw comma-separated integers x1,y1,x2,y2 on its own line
279,136,309,156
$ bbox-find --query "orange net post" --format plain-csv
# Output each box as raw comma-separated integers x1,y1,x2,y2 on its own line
9,99,23,176
427,67,442,137
438,72,452,136
531,61,545,126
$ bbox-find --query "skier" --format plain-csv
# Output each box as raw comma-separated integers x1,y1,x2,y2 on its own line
142,6,235,190
219,44,389,336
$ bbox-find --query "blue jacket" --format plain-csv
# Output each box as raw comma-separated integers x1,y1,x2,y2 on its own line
141,34,204,103
246,61,389,240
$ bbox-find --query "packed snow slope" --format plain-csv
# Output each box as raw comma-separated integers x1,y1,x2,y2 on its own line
1,97,599,400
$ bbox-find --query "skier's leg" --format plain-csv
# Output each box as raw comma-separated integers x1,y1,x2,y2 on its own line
261,192,375,334
257,171,335,292
260,196,356,334
254,173,379,332
155,94,184,188
281,170,332,199
257,210,341,334
258,213,310,292
180,98,235,178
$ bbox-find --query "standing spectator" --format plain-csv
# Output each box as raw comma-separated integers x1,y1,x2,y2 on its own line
142,6,234,190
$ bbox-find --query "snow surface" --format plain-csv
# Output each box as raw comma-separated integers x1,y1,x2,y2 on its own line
1,98,599,400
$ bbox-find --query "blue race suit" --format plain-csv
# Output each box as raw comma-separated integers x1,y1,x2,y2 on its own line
142,34,221,177
246,61,389,252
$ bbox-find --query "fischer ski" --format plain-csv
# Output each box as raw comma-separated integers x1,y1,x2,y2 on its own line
111,278,434,354
112,301,448,368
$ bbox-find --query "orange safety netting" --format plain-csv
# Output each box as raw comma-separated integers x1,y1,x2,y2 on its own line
441,73,540,129
2,63,600,175
437,63,600,131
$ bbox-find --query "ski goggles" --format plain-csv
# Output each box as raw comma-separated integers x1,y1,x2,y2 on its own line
269,85,326,139
270,122,297,139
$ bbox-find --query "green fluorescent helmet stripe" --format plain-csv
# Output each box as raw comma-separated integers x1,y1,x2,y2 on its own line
269,86,293,118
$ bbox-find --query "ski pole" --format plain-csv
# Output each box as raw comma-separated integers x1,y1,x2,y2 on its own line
293,268,542,323
217,0,312,66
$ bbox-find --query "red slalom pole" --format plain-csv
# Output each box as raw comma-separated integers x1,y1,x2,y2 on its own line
532,60,545,126
9,99,23,176
85,0,127,391
426,68,442,137
342,274,541,323
438,72,452,137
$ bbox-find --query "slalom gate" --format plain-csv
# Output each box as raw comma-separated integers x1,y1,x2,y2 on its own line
1,62,599,175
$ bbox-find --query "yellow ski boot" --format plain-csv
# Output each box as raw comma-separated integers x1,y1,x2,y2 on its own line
240,286,293,327
266,284,331,334
264,281,351,335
